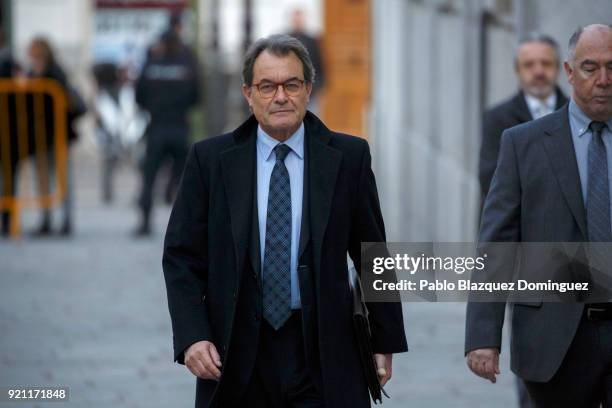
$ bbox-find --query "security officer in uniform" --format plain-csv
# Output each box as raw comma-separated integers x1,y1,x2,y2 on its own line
134,27,200,236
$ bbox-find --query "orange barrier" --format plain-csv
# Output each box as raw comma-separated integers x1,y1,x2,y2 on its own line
0,78,68,238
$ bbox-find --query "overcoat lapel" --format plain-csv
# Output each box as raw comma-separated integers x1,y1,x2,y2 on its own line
304,113,343,301
220,117,258,286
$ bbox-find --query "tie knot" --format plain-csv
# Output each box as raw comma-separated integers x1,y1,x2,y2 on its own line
590,121,607,135
274,144,291,162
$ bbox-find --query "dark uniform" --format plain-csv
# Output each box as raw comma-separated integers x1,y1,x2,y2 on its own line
0,44,18,236
135,30,200,235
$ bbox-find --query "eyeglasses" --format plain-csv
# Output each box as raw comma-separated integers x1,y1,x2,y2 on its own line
251,79,306,98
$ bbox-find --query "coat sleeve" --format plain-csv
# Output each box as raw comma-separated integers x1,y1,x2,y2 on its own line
163,144,212,364
348,140,409,354
465,129,521,354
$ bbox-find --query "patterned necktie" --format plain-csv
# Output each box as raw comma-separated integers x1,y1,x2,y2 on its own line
263,144,292,330
587,121,611,242
586,121,612,301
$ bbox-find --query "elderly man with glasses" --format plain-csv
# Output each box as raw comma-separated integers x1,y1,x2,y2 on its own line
162,34,407,408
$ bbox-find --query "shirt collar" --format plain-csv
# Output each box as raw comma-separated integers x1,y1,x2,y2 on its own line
569,99,612,138
524,92,557,113
256,123,305,161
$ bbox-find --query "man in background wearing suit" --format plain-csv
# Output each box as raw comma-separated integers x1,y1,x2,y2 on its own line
479,33,568,200
163,34,407,408
466,24,612,406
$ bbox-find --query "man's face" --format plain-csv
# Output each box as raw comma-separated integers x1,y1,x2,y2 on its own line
515,41,559,100
242,50,312,141
564,26,612,122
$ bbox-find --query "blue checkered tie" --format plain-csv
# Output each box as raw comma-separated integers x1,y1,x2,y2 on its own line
587,121,611,242
263,144,292,330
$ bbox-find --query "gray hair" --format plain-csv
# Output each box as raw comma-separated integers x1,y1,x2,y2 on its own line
567,24,612,62
242,34,316,86
515,32,561,67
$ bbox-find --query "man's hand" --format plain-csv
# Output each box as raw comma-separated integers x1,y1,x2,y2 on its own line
184,341,222,381
466,347,500,383
374,353,393,387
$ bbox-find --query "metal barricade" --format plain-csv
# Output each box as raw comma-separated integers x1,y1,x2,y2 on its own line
0,78,68,238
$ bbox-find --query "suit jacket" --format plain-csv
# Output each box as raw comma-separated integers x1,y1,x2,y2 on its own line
163,112,408,407
465,105,589,382
479,88,568,200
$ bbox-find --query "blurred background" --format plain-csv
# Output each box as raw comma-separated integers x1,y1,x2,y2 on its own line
1,0,611,407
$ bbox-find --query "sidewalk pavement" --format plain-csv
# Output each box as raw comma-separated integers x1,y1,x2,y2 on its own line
0,145,516,407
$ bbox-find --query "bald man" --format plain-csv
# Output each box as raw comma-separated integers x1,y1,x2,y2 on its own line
466,24,612,407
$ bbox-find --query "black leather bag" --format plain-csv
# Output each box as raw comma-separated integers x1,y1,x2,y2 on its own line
351,271,389,404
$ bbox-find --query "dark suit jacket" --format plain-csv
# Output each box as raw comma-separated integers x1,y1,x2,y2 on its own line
479,88,568,200
465,106,588,383
163,112,408,407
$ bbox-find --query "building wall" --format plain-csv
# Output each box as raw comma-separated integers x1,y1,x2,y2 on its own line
371,0,482,242
370,0,612,242
12,0,92,81
322,0,370,137
200,0,323,71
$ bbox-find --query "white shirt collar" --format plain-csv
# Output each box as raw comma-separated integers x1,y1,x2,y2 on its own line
524,92,557,119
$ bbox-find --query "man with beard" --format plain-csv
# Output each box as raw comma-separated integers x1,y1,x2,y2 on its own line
479,33,568,201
